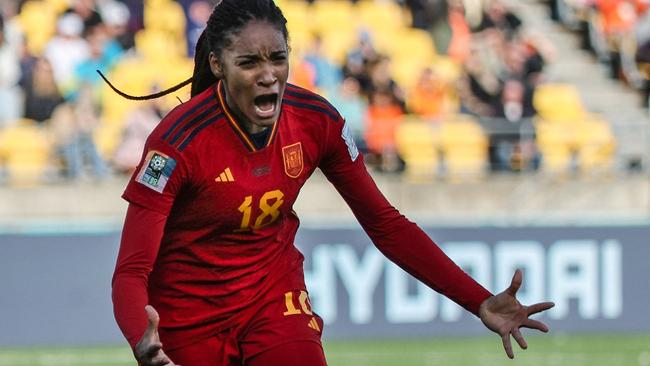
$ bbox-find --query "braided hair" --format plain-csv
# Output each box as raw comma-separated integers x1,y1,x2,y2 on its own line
99,0,289,101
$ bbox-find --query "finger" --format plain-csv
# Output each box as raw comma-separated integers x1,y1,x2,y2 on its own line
507,269,523,297
511,328,528,350
527,302,555,316
522,318,549,333
145,305,160,335
150,351,172,366
501,334,514,359
144,342,163,358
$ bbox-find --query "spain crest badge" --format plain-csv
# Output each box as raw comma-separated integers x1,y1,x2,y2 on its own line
282,142,303,178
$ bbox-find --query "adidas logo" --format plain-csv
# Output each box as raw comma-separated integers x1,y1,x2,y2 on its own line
215,167,235,182
307,317,320,332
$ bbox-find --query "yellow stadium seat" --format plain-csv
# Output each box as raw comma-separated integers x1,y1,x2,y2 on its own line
0,120,51,185
144,0,186,39
535,119,574,173
438,116,488,179
575,116,616,173
135,30,187,60
396,118,440,181
319,31,357,64
356,0,407,34
390,28,437,63
311,0,356,36
534,84,587,122
17,1,58,56
282,0,311,36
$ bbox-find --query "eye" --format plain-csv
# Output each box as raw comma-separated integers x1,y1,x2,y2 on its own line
238,59,256,67
272,54,287,64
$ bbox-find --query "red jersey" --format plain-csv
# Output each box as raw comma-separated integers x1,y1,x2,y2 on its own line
114,81,491,350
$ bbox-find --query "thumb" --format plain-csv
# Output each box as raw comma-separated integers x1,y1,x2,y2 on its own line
144,305,160,336
507,269,523,296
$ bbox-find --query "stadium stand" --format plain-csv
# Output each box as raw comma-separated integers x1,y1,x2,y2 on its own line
1,0,645,186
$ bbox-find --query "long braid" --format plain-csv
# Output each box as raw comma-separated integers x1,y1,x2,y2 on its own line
191,31,218,97
99,0,289,101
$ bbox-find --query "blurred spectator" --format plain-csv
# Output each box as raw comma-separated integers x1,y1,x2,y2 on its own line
99,0,135,51
50,84,107,180
185,0,212,57
330,77,368,152
0,14,21,128
365,88,405,172
366,55,407,112
23,58,64,123
73,26,124,96
488,79,538,172
304,34,342,94
457,42,501,116
289,57,317,91
404,0,433,30
113,90,168,174
409,67,452,120
496,79,535,122
448,0,472,63
475,0,522,36
44,13,90,97
118,0,145,40
342,30,378,93
65,0,103,36
595,0,640,81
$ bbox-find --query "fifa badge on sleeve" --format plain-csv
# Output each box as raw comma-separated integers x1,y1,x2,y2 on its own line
136,150,177,193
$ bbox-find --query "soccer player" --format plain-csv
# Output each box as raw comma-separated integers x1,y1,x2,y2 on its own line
109,1,554,365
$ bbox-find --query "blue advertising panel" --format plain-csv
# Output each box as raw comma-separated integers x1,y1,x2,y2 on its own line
0,226,646,346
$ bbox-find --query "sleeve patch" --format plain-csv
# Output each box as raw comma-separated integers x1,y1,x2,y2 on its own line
341,120,359,162
135,150,177,193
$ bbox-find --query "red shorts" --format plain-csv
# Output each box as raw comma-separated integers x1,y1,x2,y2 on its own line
165,290,325,366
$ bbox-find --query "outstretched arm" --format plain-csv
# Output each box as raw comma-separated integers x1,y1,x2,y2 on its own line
320,121,491,314
319,118,554,354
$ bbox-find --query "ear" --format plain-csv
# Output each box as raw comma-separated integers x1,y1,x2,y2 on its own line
208,52,224,79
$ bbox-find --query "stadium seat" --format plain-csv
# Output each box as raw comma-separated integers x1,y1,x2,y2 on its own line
135,29,186,60
438,116,488,179
280,0,310,35
17,1,58,56
319,31,357,65
533,83,587,122
575,116,616,173
535,119,574,174
0,119,51,185
395,118,440,181
311,0,356,37
144,0,186,39
356,0,407,34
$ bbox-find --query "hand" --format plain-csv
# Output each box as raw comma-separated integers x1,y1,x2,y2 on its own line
479,269,555,359
134,305,179,366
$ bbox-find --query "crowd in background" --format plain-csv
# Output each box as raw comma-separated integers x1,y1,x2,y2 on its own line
548,0,650,108
0,0,596,182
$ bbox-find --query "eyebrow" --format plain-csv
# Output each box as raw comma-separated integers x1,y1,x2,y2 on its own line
235,50,287,60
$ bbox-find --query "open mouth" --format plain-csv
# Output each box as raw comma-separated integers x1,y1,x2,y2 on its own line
253,93,279,119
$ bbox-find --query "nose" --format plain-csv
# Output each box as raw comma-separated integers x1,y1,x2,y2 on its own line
257,62,277,87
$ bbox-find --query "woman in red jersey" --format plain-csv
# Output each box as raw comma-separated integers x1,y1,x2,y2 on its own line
109,1,554,365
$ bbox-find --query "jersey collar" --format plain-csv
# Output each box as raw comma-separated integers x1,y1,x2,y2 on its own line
216,80,280,152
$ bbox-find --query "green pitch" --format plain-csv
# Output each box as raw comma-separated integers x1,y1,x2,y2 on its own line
0,334,649,366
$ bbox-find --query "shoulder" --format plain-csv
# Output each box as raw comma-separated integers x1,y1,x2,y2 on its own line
282,83,342,125
148,85,223,153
